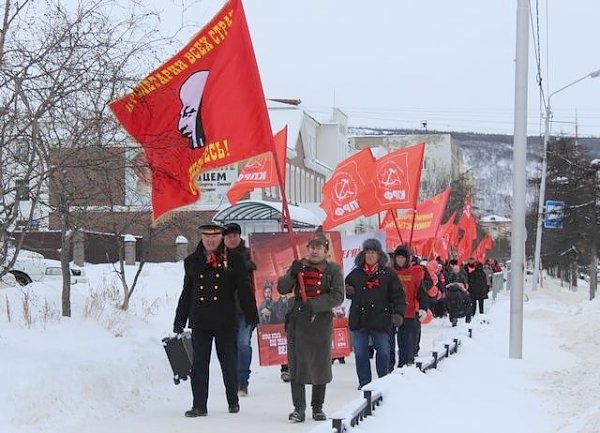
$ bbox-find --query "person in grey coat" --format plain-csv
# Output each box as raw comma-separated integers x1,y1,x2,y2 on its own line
277,233,344,423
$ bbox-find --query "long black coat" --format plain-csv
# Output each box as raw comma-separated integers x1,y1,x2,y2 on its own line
174,243,258,331
467,265,489,301
345,267,406,332
277,259,344,385
227,240,257,315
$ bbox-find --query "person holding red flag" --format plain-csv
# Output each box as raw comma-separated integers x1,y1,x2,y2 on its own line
110,0,274,222
390,245,432,368
277,233,344,423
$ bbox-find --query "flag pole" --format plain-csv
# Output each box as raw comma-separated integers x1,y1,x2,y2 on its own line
408,143,426,249
272,136,307,302
408,208,417,247
390,210,405,245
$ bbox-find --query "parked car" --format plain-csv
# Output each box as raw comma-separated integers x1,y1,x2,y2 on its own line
4,241,87,286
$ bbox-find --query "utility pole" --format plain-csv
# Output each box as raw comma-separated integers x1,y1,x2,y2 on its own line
532,69,600,292
509,0,529,360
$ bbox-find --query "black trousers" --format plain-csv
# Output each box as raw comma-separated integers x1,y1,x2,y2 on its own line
471,299,485,315
190,328,238,410
291,382,326,412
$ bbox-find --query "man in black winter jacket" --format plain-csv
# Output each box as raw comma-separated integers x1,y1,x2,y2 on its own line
174,223,258,417
345,238,405,389
223,223,257,397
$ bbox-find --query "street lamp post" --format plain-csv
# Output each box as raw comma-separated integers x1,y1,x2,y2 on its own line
531,68,600,291
590,159,600,300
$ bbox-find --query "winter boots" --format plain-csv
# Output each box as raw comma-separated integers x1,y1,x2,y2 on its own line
289,383,327,422
288,410,306,422
312,407,327,421
185,407,207,417
280,364,291,382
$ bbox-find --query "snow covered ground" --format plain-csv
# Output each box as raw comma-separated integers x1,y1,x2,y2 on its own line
1,262,599,433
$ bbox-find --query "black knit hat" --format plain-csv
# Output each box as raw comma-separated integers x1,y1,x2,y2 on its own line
393,245,411,259
223,223,242,236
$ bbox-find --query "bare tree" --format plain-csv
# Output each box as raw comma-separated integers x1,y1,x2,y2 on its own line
0,0,165,315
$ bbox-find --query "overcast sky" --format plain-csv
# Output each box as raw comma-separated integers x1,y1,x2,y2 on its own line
150,0,600,136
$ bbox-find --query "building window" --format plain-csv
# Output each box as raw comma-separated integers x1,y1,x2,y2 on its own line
15,178,30,200
285,162,292,200
295,167,301,205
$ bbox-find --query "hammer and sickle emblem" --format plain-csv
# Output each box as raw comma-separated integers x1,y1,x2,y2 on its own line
333,176,355,203
379,165,403,188
245,155,267,170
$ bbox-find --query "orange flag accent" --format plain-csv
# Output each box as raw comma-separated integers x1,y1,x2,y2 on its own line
110,0,273,222
434,211,457,262
320,149,376,230
227,126,287,205
357,142,425,216
474,235,494,263
380,188,451,250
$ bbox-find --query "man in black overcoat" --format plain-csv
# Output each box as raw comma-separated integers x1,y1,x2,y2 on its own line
173,223,258,417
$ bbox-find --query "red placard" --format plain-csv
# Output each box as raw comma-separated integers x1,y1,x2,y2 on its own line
332,317,352,359
256,319,351,366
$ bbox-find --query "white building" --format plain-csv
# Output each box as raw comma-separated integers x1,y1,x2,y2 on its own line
213,99,350,233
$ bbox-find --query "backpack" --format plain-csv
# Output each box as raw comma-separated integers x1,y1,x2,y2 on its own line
445,286,472,318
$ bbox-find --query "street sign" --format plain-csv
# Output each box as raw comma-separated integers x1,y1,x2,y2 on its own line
544,200,565,229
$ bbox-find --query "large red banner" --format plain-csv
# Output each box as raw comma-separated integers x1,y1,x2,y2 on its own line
320,148,376,230
249,232,351,366
381,188,451,250
110,0,273,221
358,142,425,216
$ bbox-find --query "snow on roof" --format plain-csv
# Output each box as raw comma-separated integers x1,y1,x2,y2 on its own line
212,199,322,227
480,214,511,223
267,101,304,153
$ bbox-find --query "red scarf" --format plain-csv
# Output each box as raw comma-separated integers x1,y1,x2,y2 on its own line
364,263,378,276
206,252,218,268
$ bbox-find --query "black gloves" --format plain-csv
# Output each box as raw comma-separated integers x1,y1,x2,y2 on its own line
289,259,305,277
173,325,184,335
392,314,403,327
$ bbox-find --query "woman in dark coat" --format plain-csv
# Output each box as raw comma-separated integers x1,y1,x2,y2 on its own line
277,234,344,423
467,262,489,315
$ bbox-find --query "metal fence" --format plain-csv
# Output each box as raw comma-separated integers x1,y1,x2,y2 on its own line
491,271,510,300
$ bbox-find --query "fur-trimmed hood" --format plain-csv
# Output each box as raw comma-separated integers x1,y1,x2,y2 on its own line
354,238,388,268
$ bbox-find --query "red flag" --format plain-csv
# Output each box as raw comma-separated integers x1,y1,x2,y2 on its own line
459,197,477,241
227,126,287,205
434,211,456,261
110,0,272,221
320,149,376,230
380,188,451,244
457,197,477,261
357,142,425,216
474,235,494,262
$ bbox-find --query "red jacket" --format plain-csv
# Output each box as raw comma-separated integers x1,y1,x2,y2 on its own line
393,265,425,319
